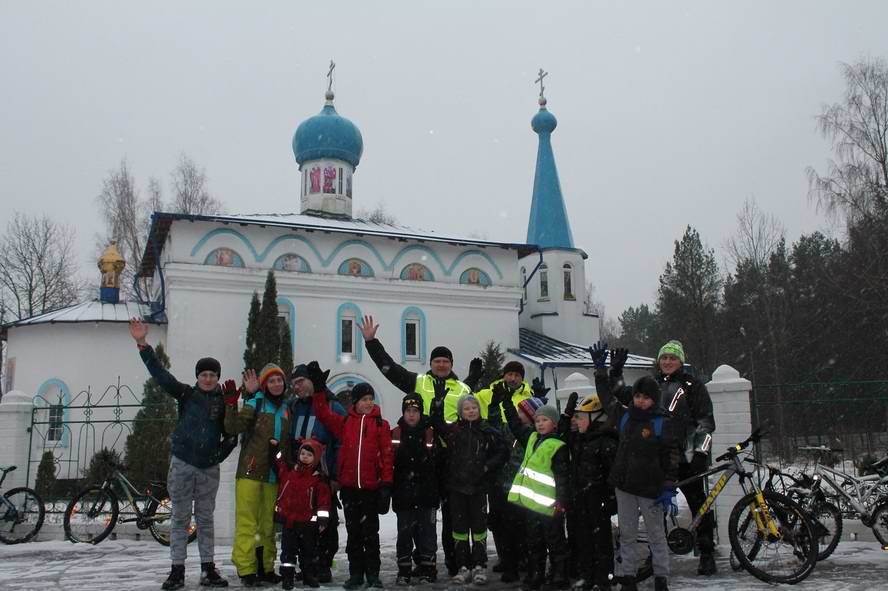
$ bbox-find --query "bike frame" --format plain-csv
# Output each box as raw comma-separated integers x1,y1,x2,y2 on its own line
810,463,888,520
94,470,164,525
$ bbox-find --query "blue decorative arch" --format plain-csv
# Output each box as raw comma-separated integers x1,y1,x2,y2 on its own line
400,306,428,363
390,245,447,276
326,239,389,270
276,297,296,354
328,374,375,398
191,228,260,260
260,235,324,265
447,249,504,279
335,302,364,362
35,378,71,448
399,263,435,282
204,247,244,268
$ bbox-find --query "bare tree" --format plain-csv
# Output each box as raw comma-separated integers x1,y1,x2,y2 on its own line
0,213,84,321
97,160,149,298
170,154,222,215
807,57,888,225
356,203,397,225
725,197,786,269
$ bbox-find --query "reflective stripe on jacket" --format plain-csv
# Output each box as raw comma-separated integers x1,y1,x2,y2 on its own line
508,431,566,516
414,374,470,423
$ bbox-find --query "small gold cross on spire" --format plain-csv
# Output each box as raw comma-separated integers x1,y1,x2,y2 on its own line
535,68,549,103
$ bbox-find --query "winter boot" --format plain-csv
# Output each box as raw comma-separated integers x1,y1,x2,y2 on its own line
317,566,332,583
366,570,384,588
281,567,296,591
417,563,437,584
451,567,470,585
697,552,717,576
303,566,320,589
199,563,228,587
472,566,488,585
653,577,669,591
618,577,637,591
343,567,365,590
396,564,412,586
254,548,282,584
161,564,185,590
239,574,260,588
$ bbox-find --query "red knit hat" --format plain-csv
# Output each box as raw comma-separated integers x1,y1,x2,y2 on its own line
259,363,286,389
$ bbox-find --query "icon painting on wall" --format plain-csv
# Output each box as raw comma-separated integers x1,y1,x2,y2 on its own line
400,263,434,281
204,248,244,268
323,166,337,194
459,268,492,287
338,258,375,277
309,166,321,194
273,254,311,273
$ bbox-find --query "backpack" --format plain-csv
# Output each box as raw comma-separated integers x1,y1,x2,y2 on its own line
618,413,664,440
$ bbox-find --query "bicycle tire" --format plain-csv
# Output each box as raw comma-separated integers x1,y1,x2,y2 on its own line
64,486,119,544
871,500,888,547
810,501,842,560
0,487,45,544
147,493,198,546
728,490,818,585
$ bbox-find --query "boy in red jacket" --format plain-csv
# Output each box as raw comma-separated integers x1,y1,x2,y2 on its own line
313,380,394,589
273,439,331,590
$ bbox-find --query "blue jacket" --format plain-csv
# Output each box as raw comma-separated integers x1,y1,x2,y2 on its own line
139,345,229,469
288,389,346,480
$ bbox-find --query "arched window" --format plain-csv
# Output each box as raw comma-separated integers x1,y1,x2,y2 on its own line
401,306,427,362
563,263,574,300
204,247,244,268
539,264,549,299
273,254,311,273
520,267,527,304
336,302,364,362
338,258,374,277
35,379,71,447
459,268,491,287
400,263,434,281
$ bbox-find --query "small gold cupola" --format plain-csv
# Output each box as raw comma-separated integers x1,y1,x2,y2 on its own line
98,241,126,303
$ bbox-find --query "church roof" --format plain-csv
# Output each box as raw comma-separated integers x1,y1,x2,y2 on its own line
511,328,654,368
3,300,161,328
140,211,539,277
293,102,364,168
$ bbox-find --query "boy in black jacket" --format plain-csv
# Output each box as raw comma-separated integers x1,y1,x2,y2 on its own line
559,393,618,591
431,392,508,586
493,384,570,591
391,394,440,585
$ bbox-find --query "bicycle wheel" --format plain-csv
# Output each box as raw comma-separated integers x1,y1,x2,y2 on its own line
147,493,198,546
64,487,119,544
0,487,45,544
809,501,842,560
611,522,653,583
728,490,818,584
871,500,888,547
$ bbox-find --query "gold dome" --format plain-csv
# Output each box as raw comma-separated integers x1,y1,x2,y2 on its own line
98,241,126,289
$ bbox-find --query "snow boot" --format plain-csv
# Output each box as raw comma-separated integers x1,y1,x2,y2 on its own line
199,563,228,587
317,566,332,583
472,566,488,585
281,566,296,591
239,574,260,588
653,577,669,591
161,564,185,590
697,552,717,576
396,564,412,586
366,570,384,588
417,563,437,584
618,578,637,591
255,547,282,584
303,566,320,589
344,566,365,590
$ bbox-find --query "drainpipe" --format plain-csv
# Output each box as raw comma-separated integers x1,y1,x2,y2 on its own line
519,248,545,315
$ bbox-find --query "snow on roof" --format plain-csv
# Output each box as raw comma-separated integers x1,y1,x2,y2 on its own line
4,300,160,328
512,328,654,368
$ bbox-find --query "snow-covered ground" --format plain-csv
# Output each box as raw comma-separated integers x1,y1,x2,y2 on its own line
2,512,887,590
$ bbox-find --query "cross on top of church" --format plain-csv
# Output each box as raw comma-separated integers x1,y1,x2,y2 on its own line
536,68,548,104
325,60,336,101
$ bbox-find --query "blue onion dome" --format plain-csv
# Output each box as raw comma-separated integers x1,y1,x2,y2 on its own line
531,96,557,134
292,92,364,168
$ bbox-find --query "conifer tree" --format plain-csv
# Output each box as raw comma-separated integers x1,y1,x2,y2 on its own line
279,321,293,377
34,451,57,499
477,341,505,390
83,448,123,485
254,271,281,370
124,343,177,490
243,291,261,371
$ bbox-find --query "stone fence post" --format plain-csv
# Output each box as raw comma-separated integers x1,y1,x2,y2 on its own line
706,365,753,544
212,453,239,545
0,391,34,490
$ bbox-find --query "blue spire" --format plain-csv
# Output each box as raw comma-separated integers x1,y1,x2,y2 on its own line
526,98,574,249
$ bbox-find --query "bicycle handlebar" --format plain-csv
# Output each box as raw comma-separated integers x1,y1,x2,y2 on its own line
714,429,765,462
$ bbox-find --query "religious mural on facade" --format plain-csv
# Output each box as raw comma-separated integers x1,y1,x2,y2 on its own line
204,248,244,268
323,166,337,194
400,263,434,281
338,258,374,277
459,267,491,287
273,254,311,273
309,166,321,193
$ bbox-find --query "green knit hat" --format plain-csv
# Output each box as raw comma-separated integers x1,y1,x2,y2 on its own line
657,340,686,364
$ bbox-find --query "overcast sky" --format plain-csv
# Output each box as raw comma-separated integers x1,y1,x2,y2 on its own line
2,1,887,320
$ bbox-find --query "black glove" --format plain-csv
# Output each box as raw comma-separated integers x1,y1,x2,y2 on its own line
377,486,391,515
490,381,510,407
432,378,449,401
306,361,331,392
467,357,483,382
564,392,579,418
609,348,629,374
531,377,550,401
588,341,608,369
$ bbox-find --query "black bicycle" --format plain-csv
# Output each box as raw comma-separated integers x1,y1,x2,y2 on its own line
63,462,197,546
0,465,45,544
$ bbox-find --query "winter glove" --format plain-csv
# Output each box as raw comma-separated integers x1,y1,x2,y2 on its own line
588,341,609,369
306,361,331,393
564,392,579,418
531,377,550,401
655,486,678,517
466,357,483,385
377,486,391,515
432,378,449,401
222,379,240,406
490,380,511,407
609,348,629,374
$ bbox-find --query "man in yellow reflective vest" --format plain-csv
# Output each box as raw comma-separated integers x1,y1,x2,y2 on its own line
491,383,570,590
474,360,534,421
359,314,480,576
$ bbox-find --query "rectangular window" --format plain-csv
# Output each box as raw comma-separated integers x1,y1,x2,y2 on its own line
339,168,343,194
405,320,419,359
341,318,354,354
48,405,63,442
540,269,549,299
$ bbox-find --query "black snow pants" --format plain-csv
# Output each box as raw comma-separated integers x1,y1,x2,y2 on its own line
340,488,381,579
489,487,526,574
281,522,320,576
568,492,614,587
449,491,488,570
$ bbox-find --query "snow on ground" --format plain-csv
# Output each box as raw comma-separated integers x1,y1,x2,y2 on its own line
2,513,888,590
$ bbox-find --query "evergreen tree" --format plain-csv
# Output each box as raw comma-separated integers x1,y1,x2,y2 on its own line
254,271,281,370
615,304,660,357
34,451,57,499
83,448,123,485
279,320,293,378
477,341,505,389
124,343,177,490
655,226,722,379
243,291,261,371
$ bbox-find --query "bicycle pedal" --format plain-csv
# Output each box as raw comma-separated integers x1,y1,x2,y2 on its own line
666,527,695,555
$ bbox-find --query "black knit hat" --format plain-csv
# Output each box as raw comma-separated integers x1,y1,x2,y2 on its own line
291,361,329,392
402,393,423,415
502,360,525,378
195,357,221,378
351,382,375,404
632,376,661,406
429,346,453,363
